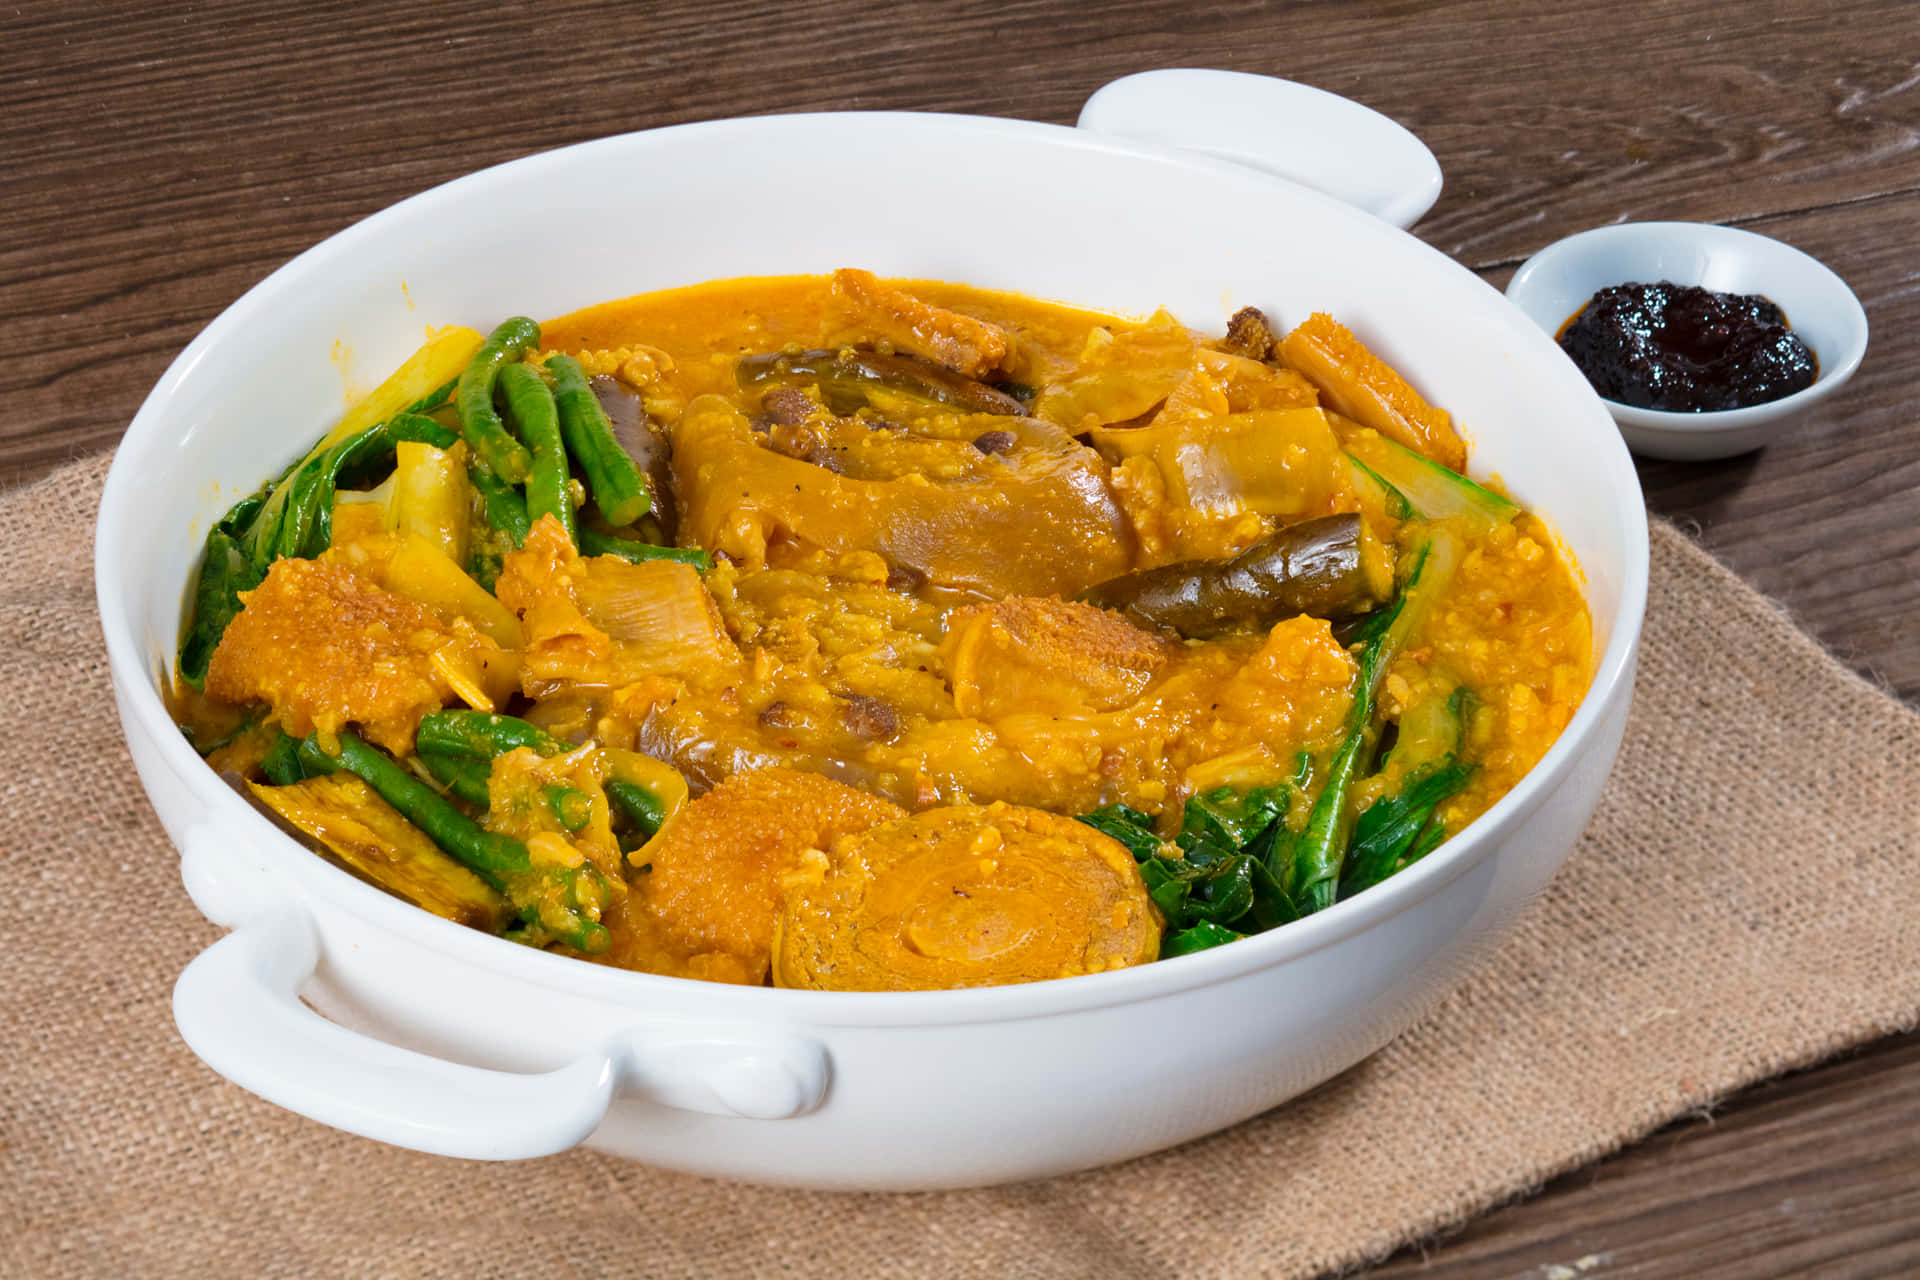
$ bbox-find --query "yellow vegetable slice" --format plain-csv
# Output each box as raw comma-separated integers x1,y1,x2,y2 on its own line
384,533,523,648
390,440,471,566
249,774,511,930
1088,407,1349,518
316,326,485,453
1035,310,1197,430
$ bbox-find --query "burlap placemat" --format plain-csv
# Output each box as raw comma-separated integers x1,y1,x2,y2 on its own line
5,452,1918,1279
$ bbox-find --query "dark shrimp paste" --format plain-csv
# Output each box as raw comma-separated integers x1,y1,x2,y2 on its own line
1558,281,1817,412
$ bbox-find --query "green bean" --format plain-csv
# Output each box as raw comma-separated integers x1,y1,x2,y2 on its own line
419,749,493,807
292,735,341,778
545,785,594,832
468,462,532,545
314,730,527,881
455,317,539,482
416,710,562,761
498,362,576,545
578,527,712,571
546,354,651,527
307,729,610,954
606,780,667,836
418,708,675,838
260,732,304,787
465,461,530,592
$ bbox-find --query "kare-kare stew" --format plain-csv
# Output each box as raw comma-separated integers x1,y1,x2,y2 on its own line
172,271,1591,991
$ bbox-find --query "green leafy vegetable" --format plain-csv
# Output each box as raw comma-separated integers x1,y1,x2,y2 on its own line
1076,529,1479,957
177,374,478,687
1161,922,1243,957
1344,433,1518,534
1077,771,1304,944
1076,804,1163,862
1340,686,1479,897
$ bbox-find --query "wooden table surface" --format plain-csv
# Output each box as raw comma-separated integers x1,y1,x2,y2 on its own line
8,1,1917,1274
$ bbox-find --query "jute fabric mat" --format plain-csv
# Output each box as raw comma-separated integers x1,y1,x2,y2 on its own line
5,452,1918,1279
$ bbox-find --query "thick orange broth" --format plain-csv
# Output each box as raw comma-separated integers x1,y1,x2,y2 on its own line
176,271,1592,990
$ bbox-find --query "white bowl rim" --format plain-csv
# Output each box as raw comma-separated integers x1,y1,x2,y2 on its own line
96,109,1651,1029
1505,219,1870,436
1076,67,1444,229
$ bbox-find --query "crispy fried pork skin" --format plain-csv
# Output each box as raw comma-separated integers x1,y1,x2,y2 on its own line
1278,312,1466,471
206,557,472,754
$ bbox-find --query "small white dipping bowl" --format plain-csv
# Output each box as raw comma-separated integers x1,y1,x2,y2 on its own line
1506,222,1869,461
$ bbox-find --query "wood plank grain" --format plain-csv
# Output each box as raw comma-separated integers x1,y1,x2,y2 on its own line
1361,1030,1920,1278
6,0,1918,486
4,2,1918,1276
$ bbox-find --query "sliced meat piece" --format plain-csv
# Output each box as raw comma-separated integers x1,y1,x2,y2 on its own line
670,395,1133,600
1215,305,1277,361
758,384,815,426
941,596,1171,719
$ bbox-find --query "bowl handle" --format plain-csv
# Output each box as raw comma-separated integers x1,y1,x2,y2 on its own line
173,816,834,1157
1076,69,1444,229
173,903,620,1159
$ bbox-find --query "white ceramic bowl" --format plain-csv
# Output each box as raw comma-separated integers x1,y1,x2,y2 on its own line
1506,221,1870,461
97,110,1648,1190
